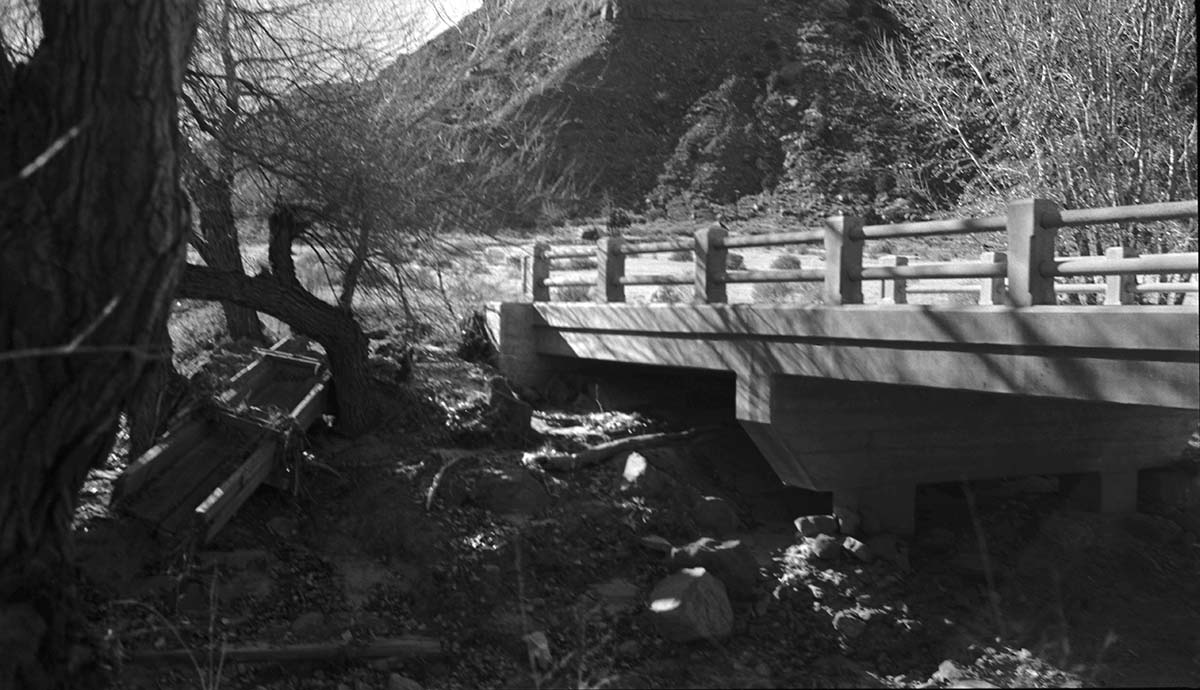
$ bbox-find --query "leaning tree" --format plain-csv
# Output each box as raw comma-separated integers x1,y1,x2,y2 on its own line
0,1,200,687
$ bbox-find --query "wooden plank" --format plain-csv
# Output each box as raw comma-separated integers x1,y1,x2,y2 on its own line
112,419,208,505
289,376,330,429
121,433,231,524
194,439,279,542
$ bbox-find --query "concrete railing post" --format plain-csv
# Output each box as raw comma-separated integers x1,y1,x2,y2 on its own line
1105,246,1137,305
1005,198,1059,306
978,251,1007,305
531,242,551,302
879,255,907,305
597,236,626,303
694,224,727,304
824,214,864,305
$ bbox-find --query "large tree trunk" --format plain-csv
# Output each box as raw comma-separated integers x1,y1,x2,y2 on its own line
0,2,199,688
185,148,266,342
178,208,375,435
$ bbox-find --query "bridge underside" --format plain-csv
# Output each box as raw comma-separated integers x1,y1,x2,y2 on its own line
489,302,1199,533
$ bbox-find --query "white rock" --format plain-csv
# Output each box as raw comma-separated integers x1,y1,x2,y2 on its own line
648,568,733,642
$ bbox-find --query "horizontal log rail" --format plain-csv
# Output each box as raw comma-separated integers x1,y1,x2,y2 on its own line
1050,200,1199,228
525,198,1198,306
1042,253,1199,277
543,276,596,288
860,215,1006,240
546,246,594,260
619,237,693,255
717,228,826,249
618,274,693,286
724,268,824,284
858,261,1006,281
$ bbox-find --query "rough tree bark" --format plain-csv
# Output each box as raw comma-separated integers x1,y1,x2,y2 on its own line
178,207,375,434
184,149,267,342
0,2,199,688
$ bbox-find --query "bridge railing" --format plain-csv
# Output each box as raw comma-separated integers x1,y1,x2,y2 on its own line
527,198,1198,305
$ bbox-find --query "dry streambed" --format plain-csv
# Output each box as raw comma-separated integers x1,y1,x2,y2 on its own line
76,353,1200,689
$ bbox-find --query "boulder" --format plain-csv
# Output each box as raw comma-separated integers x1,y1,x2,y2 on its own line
615,452,676,500
667,538,760,600
693,495,741,536
794,514,839,538
807,534,842,561
842,536,872,563
648,568,733,642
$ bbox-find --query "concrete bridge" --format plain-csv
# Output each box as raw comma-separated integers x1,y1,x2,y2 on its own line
490,199,1199,533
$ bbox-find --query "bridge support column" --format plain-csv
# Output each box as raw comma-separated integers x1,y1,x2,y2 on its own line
486,302,561,392
833,484,916,537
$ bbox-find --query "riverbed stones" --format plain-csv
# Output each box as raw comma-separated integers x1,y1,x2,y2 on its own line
648,568,733,642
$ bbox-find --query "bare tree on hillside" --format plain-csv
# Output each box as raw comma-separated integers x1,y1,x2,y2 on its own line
0,2,199,686
862,0,1197,254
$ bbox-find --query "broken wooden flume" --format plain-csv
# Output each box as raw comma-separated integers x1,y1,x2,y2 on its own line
113,337,331,543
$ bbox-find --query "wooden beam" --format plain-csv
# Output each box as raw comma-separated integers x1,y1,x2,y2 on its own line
112,419,209,506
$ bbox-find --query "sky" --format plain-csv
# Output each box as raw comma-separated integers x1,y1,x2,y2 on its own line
416,0,482,46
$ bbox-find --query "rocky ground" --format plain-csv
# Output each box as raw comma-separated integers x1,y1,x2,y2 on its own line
74,343,1200,689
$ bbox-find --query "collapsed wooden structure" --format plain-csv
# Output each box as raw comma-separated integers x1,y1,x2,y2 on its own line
113,337,330,544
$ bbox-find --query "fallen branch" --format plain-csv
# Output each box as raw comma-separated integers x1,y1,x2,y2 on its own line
128,636,443,666
524,426,724,473
425,450,476,511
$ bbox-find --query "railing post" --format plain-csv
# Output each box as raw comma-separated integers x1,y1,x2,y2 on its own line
1005,198,1059,306
879,255,907,305
694,223,727,304
531,242,550,302
521,255,531,298
596,236,625,303
978,251,1007,305
1105,246,1137,305
824,215,864,305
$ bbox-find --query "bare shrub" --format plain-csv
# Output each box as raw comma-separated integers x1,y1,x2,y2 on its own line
770,253,804,270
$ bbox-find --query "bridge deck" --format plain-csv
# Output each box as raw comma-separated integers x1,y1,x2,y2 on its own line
495,302,1198,419
492,301,1198,531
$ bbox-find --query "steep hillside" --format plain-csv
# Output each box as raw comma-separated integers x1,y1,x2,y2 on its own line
379,0,919,225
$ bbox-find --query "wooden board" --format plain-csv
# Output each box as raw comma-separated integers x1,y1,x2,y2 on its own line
114,335,331,543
